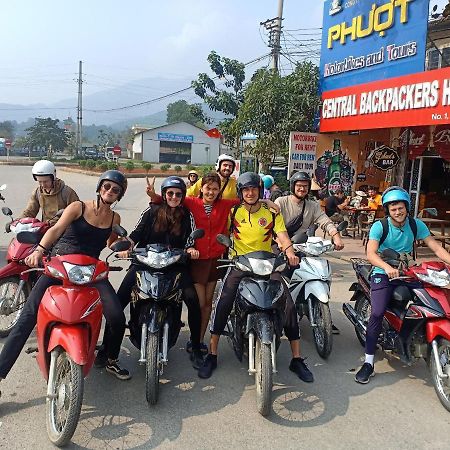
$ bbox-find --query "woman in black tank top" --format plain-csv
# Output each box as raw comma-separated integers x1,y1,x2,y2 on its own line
0,171,133,390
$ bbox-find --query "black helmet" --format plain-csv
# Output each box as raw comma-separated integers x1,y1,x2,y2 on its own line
289,171,311,194
96,170,127,200
161,176,186,201
236,172,262,202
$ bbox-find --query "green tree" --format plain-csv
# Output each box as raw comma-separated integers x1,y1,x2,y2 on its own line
25,118,69,157
166,100,208,126
192,50,246,151
234,62,320,170
0,121,15,139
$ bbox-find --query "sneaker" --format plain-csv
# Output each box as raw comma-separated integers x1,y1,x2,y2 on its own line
186,340,208,355
198,354,217,379
106,359,132,380
355,362,374,384
94,349,108,368
190,349,204,370
332,324,340,335
289,357,314,383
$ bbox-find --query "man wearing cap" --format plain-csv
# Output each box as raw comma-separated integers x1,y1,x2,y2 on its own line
187,154,238,200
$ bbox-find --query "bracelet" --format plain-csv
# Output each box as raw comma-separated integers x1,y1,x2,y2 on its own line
285,243,293,251
37,243,48,252
331,232,339,238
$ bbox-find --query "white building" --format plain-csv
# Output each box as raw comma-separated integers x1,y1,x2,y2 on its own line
131,122,220,165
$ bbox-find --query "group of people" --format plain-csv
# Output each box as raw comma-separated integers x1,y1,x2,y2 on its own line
0,154,449,400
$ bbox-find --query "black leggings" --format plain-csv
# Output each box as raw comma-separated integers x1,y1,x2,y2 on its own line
210,268,300,341
0,274,125,379
102,265,202,350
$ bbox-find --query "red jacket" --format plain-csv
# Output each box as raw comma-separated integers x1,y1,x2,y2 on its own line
183,197,239,259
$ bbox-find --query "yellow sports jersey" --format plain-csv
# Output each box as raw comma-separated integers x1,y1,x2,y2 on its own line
187,176,238,200
228,204,286,256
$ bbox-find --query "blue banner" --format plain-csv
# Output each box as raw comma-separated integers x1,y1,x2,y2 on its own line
157,132,194,143
319,0,429,93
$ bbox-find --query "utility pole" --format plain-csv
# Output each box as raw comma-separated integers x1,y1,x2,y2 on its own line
76,60,83,157
261,0,284,73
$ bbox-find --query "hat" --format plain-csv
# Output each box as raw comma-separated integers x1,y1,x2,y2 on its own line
356,190,367,197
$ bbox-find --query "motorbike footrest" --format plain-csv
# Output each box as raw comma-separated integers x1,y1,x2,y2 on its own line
25,346,38,354
221,330,232,337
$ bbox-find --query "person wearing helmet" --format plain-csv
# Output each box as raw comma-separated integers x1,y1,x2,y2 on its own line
198,172,314,383
187,169,199,188
354,186,450,384
99,176,205,370
186,154,238,199
275,171,344,249
0,170,131,395
21,160,79,224
262,174,282,201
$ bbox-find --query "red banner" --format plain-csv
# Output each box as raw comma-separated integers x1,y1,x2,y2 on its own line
433,125,450,161
320,67,450,133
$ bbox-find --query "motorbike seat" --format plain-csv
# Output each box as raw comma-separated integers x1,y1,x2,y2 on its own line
357,264,372,282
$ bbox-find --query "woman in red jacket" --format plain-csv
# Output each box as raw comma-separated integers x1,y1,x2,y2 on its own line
147,172,278,353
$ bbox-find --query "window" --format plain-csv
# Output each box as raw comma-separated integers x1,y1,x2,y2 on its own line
159,141,191,163
427,49,440,70
442,47,450,68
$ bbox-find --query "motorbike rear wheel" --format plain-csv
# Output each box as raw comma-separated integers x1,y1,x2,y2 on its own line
311,300,333,358
0,276,29,337
355,293,371,347
146,331,160,405
429,338,450,412
46,350,83,447
255,338,272,416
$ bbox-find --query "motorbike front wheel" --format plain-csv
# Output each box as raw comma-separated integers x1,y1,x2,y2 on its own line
354,293,371,347
46,350,84,447
255,338,272,416
429,338,450,412
146,331,160,405
311,300,333,358
0,276,29,337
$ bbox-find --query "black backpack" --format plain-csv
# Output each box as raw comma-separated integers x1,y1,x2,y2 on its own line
379,216,418,257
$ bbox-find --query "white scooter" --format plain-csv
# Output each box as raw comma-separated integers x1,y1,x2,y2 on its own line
286,222,347,359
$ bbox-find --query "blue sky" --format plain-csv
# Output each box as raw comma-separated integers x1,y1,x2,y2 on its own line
1,0,324,105
1,0,446,107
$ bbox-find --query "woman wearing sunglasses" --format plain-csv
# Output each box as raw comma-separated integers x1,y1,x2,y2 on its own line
104,176,205,368
0,170,131,397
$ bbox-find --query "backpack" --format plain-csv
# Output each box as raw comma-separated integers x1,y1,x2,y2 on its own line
379,216,418,258
229,204,277,239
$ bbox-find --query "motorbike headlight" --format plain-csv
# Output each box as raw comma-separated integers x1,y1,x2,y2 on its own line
415,269,450,288
47,266,64,279
235,260,252,272
136,251,181,269
247,258,275,276
63,262,95,285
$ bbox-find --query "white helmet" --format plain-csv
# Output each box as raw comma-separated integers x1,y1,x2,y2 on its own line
32,160,56,181
215,154,235,171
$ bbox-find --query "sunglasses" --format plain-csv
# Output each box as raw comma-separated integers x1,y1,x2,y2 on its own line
102,183,122,195
166,191,183,198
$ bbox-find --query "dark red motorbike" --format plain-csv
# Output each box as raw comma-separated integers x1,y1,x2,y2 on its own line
0,205,52,336
17,226,130,446
343,250,450,412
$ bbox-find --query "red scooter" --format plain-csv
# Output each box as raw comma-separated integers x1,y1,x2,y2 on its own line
344,249,450,412
0,205,54,337
17,227,130,447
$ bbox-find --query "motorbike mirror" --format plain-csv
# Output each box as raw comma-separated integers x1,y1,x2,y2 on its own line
337,221,348,232
292,233,308,244
190,228,205,240
216,234,232,248
2,207,12,216
423,207,438,218
112,224,127,237
16,231,41,244
110,239,131,253
0,184,6,191
381,248,400,260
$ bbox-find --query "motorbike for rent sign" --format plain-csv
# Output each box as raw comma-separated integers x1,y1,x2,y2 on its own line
320,66,450,132
319,0,429,93
287,132,318,179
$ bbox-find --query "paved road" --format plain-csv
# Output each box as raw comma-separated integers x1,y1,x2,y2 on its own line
0,166,449,449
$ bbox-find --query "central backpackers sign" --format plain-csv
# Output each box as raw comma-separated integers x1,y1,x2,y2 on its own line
319,0,429,93
320,67,450,132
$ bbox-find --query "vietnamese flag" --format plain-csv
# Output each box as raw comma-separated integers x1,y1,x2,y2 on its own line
205,128,222,139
